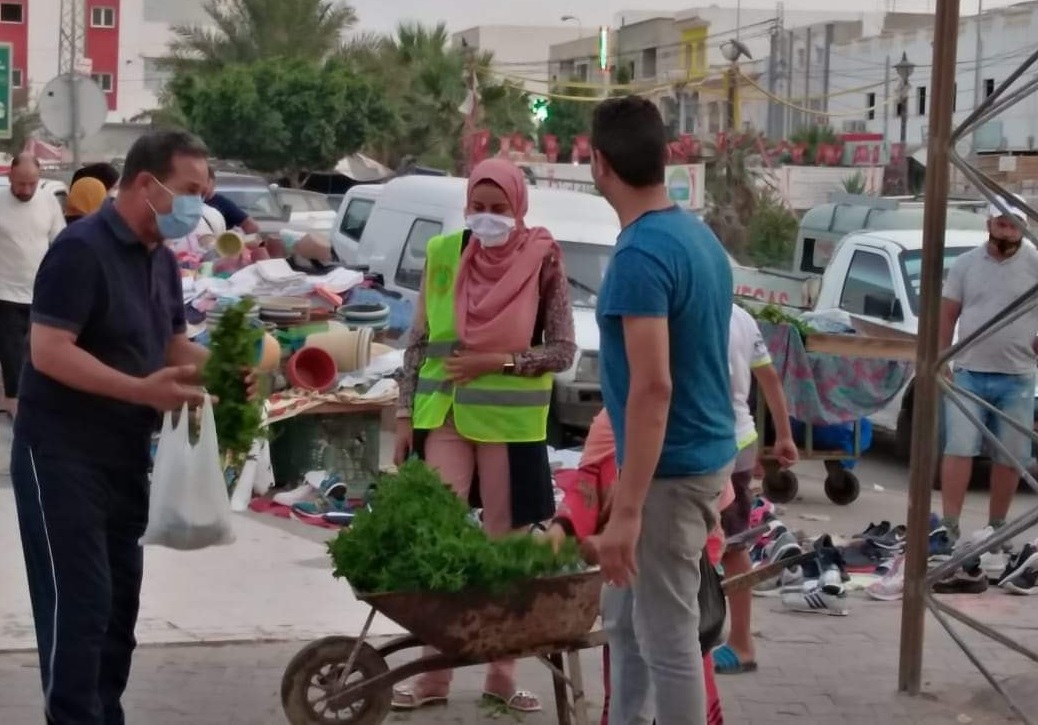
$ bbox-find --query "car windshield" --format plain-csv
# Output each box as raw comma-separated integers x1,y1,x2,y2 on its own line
900,246,974,314
558,240,613,308
217,187,281,219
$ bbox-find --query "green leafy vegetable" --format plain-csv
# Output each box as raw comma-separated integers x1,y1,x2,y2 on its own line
203,298,265,466
742,302,814,340
329,460,583,594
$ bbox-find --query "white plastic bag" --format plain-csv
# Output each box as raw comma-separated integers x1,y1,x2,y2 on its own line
140,395,236,550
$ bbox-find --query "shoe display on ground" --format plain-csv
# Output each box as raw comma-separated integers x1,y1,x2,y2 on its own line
274,473,345,507
781,582,849,616
803,535,850,583
960,526,1010,583
853,521,890,540
751,525,805,594
866,554,906,601
998,544,1038,595
932,562,989,594
928,526,955,562
290,493,350,521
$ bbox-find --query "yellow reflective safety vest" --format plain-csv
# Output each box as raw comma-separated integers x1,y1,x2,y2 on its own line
412,230,553,443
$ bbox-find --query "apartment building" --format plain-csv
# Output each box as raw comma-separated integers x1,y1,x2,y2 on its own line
2,0,208,121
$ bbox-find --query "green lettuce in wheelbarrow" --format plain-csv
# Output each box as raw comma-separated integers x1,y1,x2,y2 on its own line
327,460,600,660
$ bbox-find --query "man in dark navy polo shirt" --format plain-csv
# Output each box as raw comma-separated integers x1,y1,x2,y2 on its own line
11,130,216,725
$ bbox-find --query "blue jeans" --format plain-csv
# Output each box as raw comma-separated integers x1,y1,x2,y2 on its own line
944,369,1036,466
600,467,730,725
11,441,148,725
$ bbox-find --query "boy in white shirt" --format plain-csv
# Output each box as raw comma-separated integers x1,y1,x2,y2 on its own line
713,304,798,674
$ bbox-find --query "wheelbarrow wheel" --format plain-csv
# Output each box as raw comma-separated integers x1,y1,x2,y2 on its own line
762,469,798,504
824,468,860,506
281,636,391,725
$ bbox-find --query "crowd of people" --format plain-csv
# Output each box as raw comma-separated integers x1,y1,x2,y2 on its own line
1,93,1035,725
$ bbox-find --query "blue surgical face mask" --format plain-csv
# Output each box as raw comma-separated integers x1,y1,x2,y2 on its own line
149,178,204,239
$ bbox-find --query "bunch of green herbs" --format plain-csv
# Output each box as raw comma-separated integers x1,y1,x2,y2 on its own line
743,302,815,340
328,460,583,594
202,298,265,467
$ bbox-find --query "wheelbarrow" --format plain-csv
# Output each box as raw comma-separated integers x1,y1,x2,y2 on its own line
280,570,604,725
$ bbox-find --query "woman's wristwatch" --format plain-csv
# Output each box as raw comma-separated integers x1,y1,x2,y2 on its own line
502,354,517,375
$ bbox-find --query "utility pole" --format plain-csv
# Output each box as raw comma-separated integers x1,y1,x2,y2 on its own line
883,54,891,141
785,30,794,137
970,0,983,155
822,23,834,121
767,25,779,139
58,0,86,166
803,26,812,133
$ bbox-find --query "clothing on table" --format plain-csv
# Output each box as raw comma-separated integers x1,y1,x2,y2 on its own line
552,408,726,725
944,369,1036,465
943,243,1038,375
12,200,185,723
729,305,772,450
0,188,66,305
205,192,250,230
596,206,736,477
0,300,29,398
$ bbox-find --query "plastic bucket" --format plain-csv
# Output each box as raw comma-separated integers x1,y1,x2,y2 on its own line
285,347,337,392
215,230,245,258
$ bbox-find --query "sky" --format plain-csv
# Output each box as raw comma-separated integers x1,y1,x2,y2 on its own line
348,0,1005,35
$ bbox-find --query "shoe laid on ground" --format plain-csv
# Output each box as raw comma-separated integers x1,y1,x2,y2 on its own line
748,496,776,530
866,554,906,601
932,562,989,594
290,493,350,521
998,545,1038,594
781,582,849,616
853,521,890,540
928,526,955,562
274,473,345,507
751,526,804,595
867,525,907,553
749,522,794,565
803,535,850,583
961,526,1009,582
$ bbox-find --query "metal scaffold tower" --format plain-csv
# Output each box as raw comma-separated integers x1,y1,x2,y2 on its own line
899,2,1038,721
58,0,85,76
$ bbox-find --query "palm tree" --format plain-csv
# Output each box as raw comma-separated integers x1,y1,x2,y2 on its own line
164,0,357,73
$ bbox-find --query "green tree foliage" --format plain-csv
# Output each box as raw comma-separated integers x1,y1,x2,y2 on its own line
789,125,839,165
538,80,597,161
704,133,761,259
163,0,356,74
747,190,799,268
172,58,391,179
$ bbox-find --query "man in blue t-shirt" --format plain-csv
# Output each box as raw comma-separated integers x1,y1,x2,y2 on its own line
586,97,736,725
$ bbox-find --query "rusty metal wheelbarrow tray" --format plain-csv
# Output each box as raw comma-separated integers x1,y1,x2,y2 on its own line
356,569,603,661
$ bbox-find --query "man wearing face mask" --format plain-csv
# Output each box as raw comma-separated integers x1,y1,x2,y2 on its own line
937,195,1038,592
0,153,65,418
10,131,218,724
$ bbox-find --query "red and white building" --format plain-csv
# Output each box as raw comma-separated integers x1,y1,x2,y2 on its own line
3,0,209,121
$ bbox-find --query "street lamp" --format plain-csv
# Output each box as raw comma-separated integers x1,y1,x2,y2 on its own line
561,14,582,38
719,39,752,191
894,51,915,192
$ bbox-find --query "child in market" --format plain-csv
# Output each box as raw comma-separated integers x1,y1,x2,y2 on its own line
545,409,729,725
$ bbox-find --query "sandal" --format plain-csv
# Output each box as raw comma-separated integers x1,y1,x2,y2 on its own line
391,685,448,710
712,643,758,675
482,689,543,713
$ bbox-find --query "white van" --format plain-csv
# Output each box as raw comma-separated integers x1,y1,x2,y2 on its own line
331,175,619,443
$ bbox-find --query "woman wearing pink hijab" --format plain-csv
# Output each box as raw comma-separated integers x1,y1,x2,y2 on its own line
393,158,577,713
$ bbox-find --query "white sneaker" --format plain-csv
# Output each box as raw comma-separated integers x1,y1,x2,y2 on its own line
781,582,849,616
961,527,1009,582
866,554,906,601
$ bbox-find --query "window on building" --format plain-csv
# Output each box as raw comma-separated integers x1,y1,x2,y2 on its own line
143,58,172,93
91,73,114,93
839,251,897,318
0,2,23,23
917,86,927,116
896,99,905,118
11,67,21,88
641,48,657,79
985,78,995,97
866,92,876,120
91,6,116,28
575,63,589,83
395,219,443,290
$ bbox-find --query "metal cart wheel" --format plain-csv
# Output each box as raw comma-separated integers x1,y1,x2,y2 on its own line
762,468,799,504
281,636,392,725
823,463,860,506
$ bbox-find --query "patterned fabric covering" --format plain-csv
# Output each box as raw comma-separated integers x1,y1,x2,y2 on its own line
759,321,913,426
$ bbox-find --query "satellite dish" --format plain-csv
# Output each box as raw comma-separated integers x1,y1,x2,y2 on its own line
38,74,107,142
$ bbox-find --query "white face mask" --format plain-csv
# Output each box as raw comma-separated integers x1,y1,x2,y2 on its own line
466,212,516,247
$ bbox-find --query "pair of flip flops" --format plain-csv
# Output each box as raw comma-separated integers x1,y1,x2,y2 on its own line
712,643,758,675
391,687,542,713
